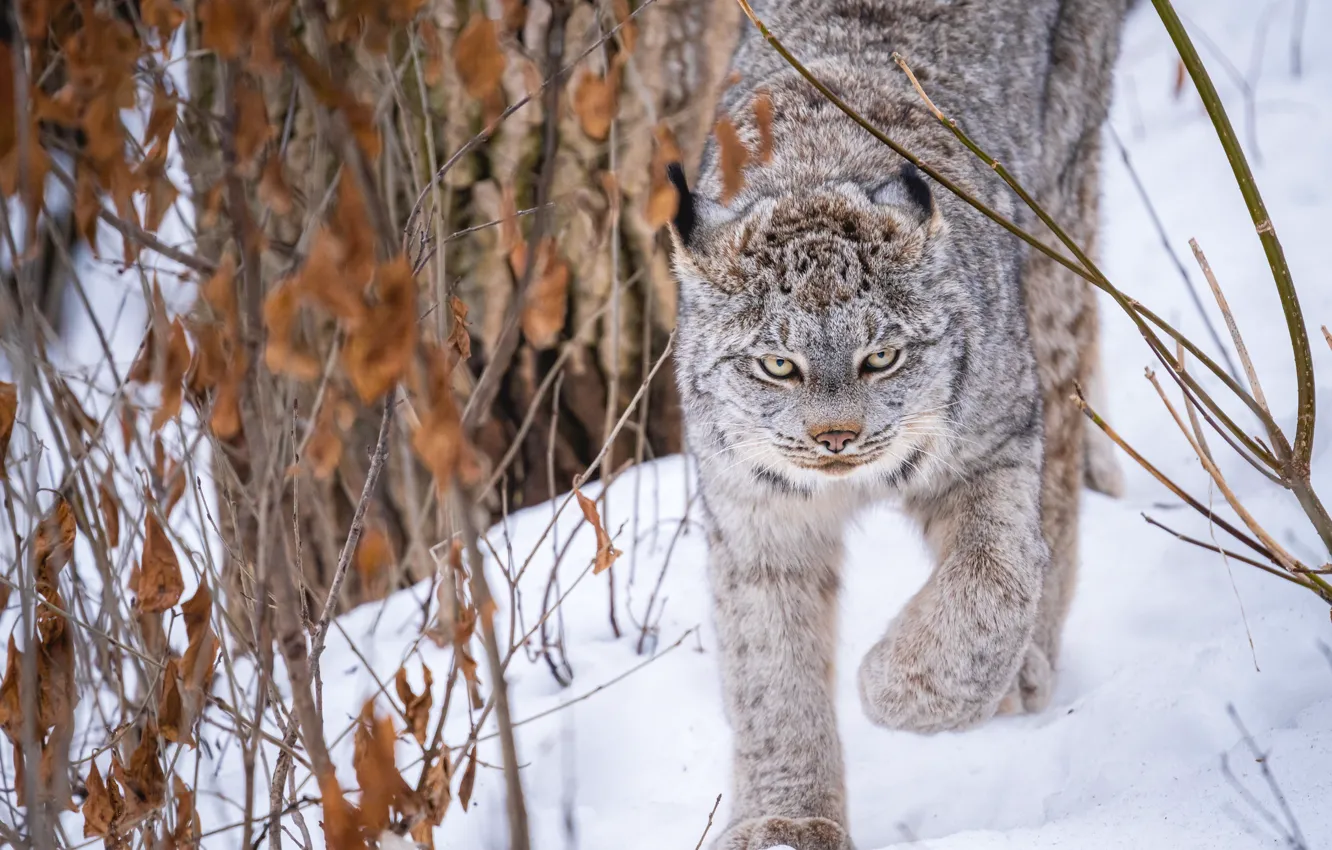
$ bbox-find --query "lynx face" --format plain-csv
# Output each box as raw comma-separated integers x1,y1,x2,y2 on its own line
673,168,969,490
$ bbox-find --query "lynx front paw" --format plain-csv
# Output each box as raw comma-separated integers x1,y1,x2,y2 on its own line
857,603,1025,732
715,817,851,850
996,643,1053,715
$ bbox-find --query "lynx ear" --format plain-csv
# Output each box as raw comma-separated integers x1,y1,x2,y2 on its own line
666,162,697,246
872,163,939,232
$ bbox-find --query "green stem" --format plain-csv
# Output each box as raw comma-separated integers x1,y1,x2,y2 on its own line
1152,0,1331,557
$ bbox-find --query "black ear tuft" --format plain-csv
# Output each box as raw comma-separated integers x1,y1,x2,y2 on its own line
898,163,933,218
666,162,696,246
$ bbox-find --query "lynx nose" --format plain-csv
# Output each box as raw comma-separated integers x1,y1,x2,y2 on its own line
813,429,859,454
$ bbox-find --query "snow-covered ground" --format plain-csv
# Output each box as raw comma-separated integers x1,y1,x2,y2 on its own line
10,0,1332,848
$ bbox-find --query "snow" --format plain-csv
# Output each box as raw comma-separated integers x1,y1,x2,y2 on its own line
8,0,1332,847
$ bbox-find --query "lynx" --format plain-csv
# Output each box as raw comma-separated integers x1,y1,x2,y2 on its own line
667,1,1131,847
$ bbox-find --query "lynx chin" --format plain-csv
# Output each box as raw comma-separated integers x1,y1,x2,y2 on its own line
667,1,1132,847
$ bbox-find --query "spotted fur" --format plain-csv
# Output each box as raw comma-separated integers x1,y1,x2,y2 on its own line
669,2,1131,847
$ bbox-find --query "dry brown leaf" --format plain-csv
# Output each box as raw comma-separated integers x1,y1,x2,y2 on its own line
499,0,526,31
306,400,345,481
144,83,177,154
115,723,167,828
454,13,506,101
394,665,433,746
754,89,775,164
0,635,20,739
294,227,369,326
0,381,13,477
646,124,683,230
1173,58,1188,99
199,0,255,62
448,296,471,363
419,746,451,826
715,114,749,205
99,474,121,548
263,283,322,381
75,167,100,254
141,0,186,40
411,346,479,492
180,582,219,707
319,770,366,850
611,0,637,54
572,64,620,142
458,746,478,811
354,526,394,601
130,316,190,432
33,495,76,594
233,74,272,169
575,489,622,575
343,257,418,402
82,759,123,839
353,704,416,833
258,150,294,216
138,507,184,613
157,658,188,746
170,776,200,848
512,238,569,350
420,19,444,86
38,600,78,733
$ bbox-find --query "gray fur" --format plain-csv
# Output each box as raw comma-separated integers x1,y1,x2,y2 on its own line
669,2,1130,847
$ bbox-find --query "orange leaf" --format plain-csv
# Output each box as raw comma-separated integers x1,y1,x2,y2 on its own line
753,89,774,164
420,19,444,86
447,296,471,362
419,746,451,826
575,489,621,575
199,0,255,61
0,635,20,739
138,508,184,613
180,583,219,713
646,124,683,230
157,659,188,746
33,495,75,595
354,526,394,601
411,346,479,492
394,665,433,746
305,400,345,480
115,723,167,828
233,74,272,169
258,151,294,216
353,704,416,833
170,776,200,847
82,760,123,839
141,0,186,40
512,238,569,350
458,746,478,811
715,114,749,205
572,65,619,142
318,770,366,850
263,283,322,381
454,13,506,101
0,381,13,476
99,475,121,548
343,257,418,402
144,83,178,153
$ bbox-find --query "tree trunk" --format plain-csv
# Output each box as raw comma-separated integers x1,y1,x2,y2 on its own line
183,0,741,619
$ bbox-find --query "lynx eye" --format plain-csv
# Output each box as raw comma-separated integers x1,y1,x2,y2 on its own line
862,348,901,374
758,355,798,379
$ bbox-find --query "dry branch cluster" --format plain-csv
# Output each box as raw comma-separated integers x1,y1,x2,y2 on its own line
0,0,739,847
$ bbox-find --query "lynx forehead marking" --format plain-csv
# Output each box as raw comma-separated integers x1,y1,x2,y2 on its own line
726,196,920,309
